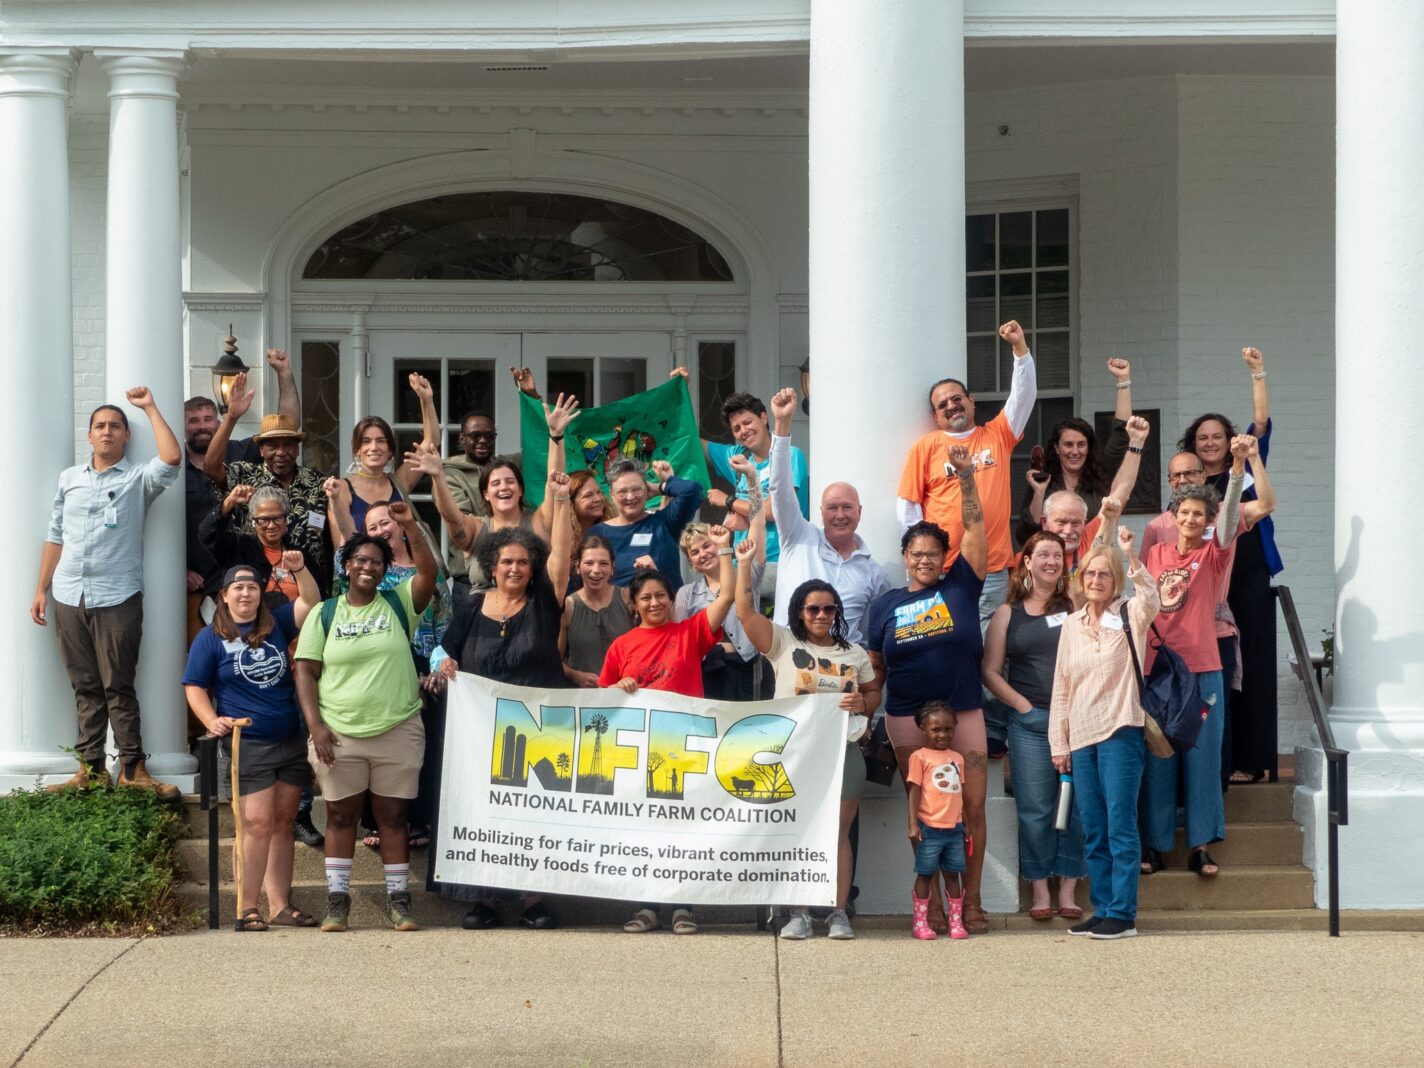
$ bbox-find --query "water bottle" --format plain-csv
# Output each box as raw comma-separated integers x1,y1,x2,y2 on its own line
1053,773,1074,831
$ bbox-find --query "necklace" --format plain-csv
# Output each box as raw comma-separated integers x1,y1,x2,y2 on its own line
490,592,525,639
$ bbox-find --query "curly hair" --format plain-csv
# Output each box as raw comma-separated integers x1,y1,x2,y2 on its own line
1008,531,1073,612
787,580,850,650
1178,412,1237,456
340,532,393,572
475,526,548,584
1044,417,1111,498
721,391,767,425
900,520,949,556
1168,482,1221,521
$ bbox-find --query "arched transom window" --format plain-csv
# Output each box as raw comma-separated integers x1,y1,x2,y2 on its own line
303,191,734,282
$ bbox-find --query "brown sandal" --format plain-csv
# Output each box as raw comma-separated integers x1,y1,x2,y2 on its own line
963,902,990,934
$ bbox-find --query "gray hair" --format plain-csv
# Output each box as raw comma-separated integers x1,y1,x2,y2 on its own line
1043,490,1088,518
607,459,646,485
1168,483,1220,520
250,486,290,514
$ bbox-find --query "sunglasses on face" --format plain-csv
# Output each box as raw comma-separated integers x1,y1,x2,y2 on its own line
802,605,839,617
462,430,497,441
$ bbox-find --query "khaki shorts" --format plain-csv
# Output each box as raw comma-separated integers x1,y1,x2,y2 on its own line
308,714,424,802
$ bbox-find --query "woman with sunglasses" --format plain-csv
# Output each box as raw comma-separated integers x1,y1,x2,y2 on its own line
734,555,882,941
868,443,990,934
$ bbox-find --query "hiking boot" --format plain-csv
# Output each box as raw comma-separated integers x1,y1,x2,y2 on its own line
321,892,351,932
45,763,110,793
386,892,419,932
825,909,854,940
779,909,812,940
292,812,325,849
116,758,180,802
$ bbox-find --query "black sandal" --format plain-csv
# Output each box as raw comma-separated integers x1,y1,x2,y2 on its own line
238,908,269,931
1139,848,1164,875
1188,847,1220,878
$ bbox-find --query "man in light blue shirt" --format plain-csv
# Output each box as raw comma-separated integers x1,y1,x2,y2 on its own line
32,387,182,796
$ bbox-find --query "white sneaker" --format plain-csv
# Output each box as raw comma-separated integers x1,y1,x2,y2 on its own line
825,909,854,940
779,909,812,940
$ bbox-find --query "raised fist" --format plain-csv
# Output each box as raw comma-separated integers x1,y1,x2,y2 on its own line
1106,357,1131,380
1242,347,1264,373
1125,415,1150,447
225,484,255,509
998,320,1026,350
125,386,155,409
407,372,434,401
265,348,290,373
770,387,798,421
387,500,416,526
1117,525,1135,552
281,550,305,572
707,524,732,549
947,444,973,474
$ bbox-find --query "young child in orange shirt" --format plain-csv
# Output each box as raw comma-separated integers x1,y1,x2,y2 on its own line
906,700,969,940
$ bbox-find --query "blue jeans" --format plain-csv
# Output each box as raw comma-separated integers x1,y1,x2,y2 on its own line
978,569,1011,748
1072,726,1145,921
913,822,967,876
1144,669,1227,852
1008,707,1086,881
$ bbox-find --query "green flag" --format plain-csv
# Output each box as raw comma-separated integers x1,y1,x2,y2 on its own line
519,375,711,507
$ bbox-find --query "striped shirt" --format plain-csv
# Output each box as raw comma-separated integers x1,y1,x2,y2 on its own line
1048,562,1161,757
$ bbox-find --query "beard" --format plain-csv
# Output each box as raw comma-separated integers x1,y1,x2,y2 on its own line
186,430,214,453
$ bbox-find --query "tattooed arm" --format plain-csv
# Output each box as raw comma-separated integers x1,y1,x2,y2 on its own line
947,444,988,579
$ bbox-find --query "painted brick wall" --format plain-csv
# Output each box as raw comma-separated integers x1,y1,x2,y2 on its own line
1175,76,1335,751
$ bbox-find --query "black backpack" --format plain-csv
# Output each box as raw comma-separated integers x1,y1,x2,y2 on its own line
1120,604,1205,755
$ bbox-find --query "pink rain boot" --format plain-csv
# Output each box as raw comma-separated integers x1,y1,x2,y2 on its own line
911,894,938,940
947,893,970,939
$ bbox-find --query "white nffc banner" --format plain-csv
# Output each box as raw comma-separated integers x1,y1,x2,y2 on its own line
434,673,846,906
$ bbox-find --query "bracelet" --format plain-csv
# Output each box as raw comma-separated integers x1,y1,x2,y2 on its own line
955,469,974,480
1115,380,1132,390
290,566,305,574
717,548,734,557
549,433,565,443
1127,445,1143,454
1251,371,1266,381
553,495,571,502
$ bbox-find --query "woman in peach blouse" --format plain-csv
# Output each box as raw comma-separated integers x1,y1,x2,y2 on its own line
1048,527,1159,940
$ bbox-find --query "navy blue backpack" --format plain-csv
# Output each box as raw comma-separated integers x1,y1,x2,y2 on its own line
1120,605,1205,755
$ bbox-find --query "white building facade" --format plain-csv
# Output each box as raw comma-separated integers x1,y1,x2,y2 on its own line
2,0,1420,909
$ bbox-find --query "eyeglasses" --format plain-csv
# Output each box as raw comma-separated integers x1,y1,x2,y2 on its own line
347,556,385,570
802,605,839,617
252,515,286,526
933,396,966,413
1167,470,1205,483
1081,569,1114,580
906,551,942,562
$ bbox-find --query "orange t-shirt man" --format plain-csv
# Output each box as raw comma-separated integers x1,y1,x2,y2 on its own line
896,345,1037,575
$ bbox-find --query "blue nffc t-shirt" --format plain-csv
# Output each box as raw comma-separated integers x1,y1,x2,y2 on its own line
866,556,986,716
706,441,809,563
182,602,302,742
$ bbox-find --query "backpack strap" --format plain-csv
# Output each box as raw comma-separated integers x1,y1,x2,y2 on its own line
380,587,412,641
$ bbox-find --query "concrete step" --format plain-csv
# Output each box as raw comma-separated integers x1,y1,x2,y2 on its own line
176,837,431,886
1162,821,1303,867
1007,865,1313,912
1223,782,1294,822
995,909,1424,933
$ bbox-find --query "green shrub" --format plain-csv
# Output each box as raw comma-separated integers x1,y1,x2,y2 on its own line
0,784,184,932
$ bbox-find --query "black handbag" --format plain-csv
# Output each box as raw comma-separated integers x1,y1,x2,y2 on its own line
862,715,899,786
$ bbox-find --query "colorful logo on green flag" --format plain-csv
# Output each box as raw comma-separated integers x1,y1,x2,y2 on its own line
519,376,711,506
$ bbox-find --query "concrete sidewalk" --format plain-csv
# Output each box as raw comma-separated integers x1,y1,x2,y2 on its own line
3,926,1420,1067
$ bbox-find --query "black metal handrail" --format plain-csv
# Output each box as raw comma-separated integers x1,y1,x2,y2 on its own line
1274,585,1348,936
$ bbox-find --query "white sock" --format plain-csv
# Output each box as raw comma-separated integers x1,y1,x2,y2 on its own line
325,858,352,895
383,862,409,895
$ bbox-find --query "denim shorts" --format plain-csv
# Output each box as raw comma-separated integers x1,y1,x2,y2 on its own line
913,821,966,876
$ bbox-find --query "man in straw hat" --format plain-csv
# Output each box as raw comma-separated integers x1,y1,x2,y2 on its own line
202,375,333,592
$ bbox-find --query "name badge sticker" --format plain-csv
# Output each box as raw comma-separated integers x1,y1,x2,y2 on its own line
222,639,246,655
629,532,654,548
1103,613,1125,630
306,511,326,529
1045,612,1068,628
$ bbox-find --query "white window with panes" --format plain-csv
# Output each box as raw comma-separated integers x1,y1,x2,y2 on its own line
964,203,1074,491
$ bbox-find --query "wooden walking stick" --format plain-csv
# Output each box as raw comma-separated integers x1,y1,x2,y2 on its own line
227,717,254,931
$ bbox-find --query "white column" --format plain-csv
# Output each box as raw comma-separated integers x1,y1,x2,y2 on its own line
807,1,1020,916
1331,1,1424,908
0,51,80,790
808,0,965,564
99,51,196,787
